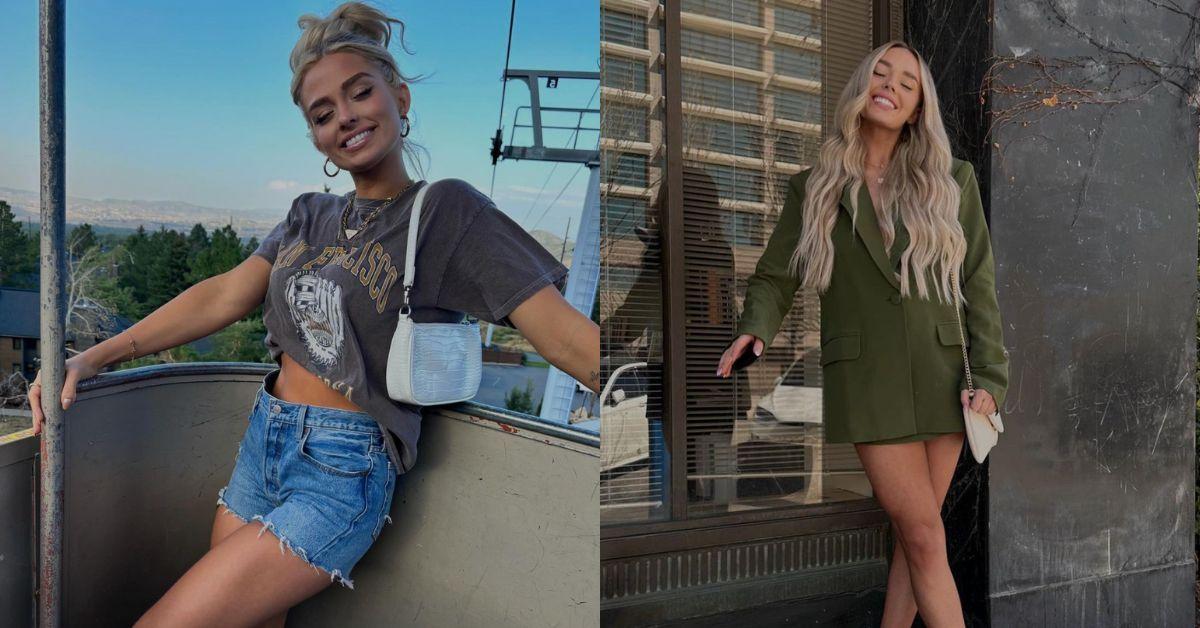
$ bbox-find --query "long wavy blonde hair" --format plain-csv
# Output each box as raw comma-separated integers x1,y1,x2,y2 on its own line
787,40,966,305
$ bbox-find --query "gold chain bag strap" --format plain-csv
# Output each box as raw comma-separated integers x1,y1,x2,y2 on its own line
951,267,1005,463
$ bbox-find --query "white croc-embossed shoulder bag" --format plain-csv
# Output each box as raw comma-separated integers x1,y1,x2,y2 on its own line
385,180,483,405
951,267,1005,463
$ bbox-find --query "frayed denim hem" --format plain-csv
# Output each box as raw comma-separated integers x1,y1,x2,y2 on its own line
215,486,250,523
215,486,355,590
250,515,356,590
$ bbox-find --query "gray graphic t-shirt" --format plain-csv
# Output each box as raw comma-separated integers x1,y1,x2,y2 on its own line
252,179,569,474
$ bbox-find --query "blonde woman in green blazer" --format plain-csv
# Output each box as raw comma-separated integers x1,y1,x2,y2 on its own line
717,41,1009,628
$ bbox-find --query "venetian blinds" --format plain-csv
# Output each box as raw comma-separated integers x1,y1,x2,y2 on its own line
678,0,879,516
599,0,669,525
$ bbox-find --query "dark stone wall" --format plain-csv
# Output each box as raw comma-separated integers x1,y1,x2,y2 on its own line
904,2,994,626
905,0,993,214
987,1,1199,625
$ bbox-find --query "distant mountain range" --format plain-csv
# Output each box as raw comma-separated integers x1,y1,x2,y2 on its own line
0,185,284,237
0,186,574,265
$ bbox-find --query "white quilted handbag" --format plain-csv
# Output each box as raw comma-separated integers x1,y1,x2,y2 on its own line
385,180,483,405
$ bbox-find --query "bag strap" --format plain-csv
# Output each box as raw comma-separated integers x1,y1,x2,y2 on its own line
951,266,974,395
400,180,434,316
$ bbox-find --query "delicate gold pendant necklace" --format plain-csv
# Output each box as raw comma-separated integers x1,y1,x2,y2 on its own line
867,160,888,184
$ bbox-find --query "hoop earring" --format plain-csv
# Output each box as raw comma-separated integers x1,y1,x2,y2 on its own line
399,115,411,138
324,157,340,177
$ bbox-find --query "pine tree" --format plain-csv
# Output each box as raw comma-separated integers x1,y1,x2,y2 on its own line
119,225,152,310
243,236,260,258
187,224,244,283
0,200,36,287
67,223,97,256
142,227,191,316
504,379,537,415
186,223,210,260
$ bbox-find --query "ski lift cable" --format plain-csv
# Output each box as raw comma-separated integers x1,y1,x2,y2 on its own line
490,0,519,198
529,163,585,233
497,0,517,132
520,162,561,226
518,83,598,227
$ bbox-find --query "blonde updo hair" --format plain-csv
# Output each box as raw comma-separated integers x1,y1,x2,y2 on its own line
290,1,429,176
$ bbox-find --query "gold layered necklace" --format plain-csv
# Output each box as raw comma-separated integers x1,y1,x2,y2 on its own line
339,180,417,240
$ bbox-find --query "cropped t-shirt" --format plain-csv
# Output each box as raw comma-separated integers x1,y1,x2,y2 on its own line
251,179,570,474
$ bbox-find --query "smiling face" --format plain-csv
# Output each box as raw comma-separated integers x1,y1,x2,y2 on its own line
861,45,923,132
299,51,410,174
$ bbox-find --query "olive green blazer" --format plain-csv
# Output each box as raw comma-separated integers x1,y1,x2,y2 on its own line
735,158,1010,443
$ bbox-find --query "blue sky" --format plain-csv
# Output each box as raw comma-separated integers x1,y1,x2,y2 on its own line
0,0,599,237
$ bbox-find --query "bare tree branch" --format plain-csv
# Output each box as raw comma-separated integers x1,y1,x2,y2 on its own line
981,0,1200,172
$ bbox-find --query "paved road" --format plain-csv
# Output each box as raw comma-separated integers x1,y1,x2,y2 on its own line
473,363,551,413
0,413,31,438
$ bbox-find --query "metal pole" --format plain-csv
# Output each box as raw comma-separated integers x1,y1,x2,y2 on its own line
37,0,66,624
526,76,544,149
538,166,600,423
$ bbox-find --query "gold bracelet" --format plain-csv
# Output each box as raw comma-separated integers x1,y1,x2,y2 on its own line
125,333,137,362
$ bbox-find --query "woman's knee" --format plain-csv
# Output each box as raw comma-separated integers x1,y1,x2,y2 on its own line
892,516,946,566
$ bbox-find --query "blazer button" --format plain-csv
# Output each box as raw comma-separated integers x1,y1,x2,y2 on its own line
887,295,901,305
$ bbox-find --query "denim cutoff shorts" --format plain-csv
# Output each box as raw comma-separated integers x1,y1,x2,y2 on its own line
216,369,396,589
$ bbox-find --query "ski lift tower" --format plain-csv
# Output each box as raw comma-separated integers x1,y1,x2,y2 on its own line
490,68,600,427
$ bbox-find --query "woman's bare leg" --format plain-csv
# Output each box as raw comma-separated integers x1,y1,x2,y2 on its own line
133,507,329,628
209,507,289,628
878,433,965,627
210,505,246,548
856,438,965,628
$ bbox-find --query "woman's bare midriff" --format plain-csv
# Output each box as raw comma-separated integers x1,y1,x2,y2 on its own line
271,352,366,413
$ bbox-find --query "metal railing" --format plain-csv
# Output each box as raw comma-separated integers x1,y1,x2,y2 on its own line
500,69,600,165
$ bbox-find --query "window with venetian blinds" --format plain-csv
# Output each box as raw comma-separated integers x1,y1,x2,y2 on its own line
600,0,668,524
600,0,885,524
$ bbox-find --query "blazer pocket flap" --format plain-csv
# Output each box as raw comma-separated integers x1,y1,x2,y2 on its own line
936,321,964,346
820,333,861,365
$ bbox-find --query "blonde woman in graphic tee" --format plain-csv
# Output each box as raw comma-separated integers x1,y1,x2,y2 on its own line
27,3,599,625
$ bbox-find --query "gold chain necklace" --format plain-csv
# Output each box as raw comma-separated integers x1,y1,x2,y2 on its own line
339,180,417,240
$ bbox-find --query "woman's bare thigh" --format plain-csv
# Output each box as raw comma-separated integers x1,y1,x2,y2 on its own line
924,433,964,508
211,505,247,549
133,520,333,628
854,441,940,525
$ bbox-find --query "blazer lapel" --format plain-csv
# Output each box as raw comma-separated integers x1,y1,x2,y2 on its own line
839,181,902,291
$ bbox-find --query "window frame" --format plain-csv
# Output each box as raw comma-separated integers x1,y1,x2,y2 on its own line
601,0,899,544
